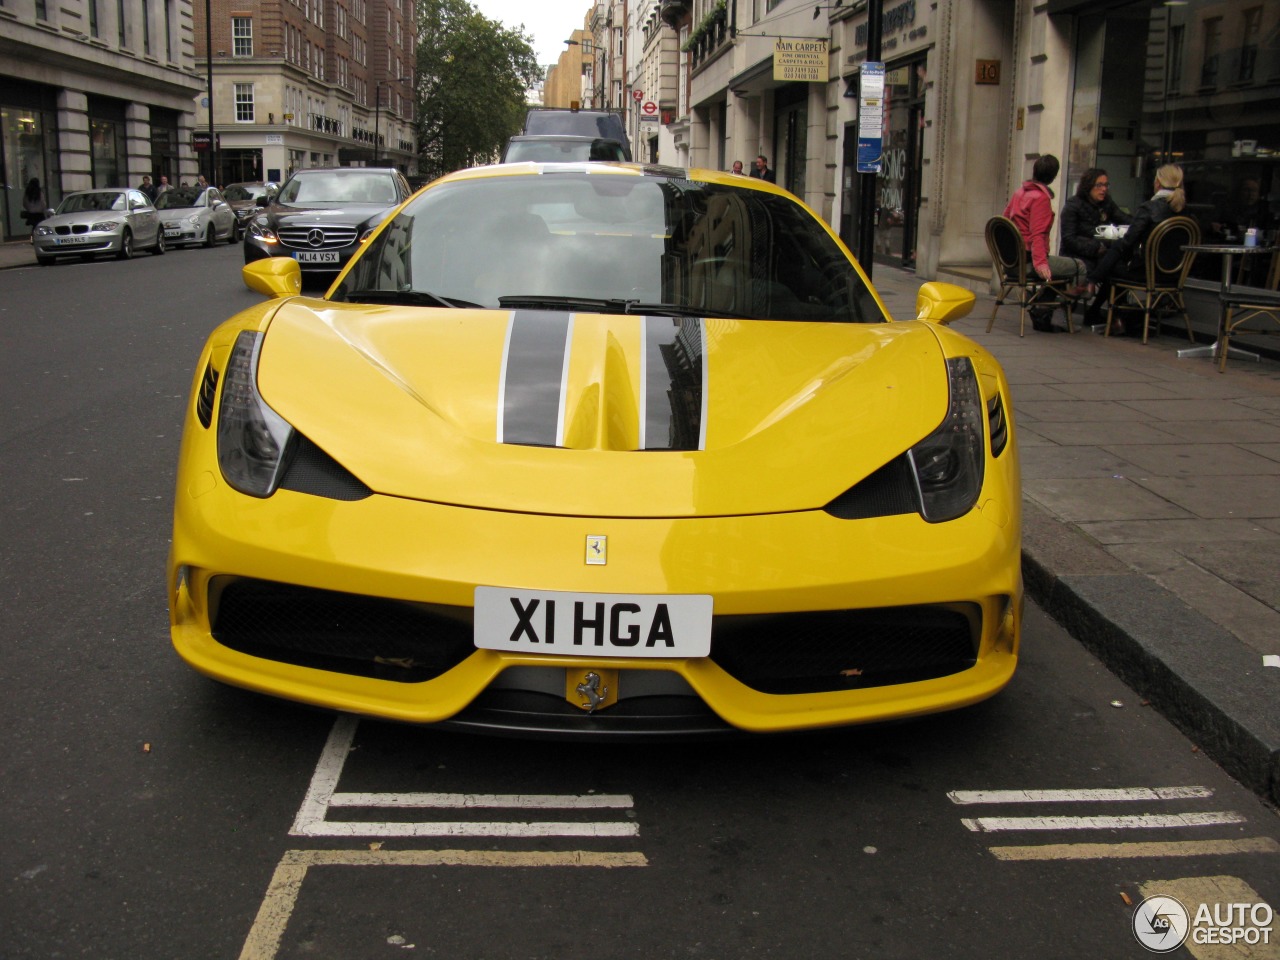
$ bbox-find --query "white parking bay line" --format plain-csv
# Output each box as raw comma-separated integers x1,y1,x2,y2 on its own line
239,849,649,960
961,812,1247,833
290,714,639,839
948,787,1215,805
990,838,1280,861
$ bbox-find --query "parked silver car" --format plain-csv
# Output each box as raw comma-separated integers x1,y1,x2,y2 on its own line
156,186,239,247
32,188,164,265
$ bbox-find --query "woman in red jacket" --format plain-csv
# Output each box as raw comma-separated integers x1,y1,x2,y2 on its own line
1003,154,1088,332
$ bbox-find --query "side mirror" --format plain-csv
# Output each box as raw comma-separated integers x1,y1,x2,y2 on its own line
914,281,975,325
243,258,301,298
45,207,55,218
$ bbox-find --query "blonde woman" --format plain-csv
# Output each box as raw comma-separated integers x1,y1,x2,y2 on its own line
1086,163,1185,289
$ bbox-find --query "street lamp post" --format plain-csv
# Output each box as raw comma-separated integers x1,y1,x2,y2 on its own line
205,0,216,184
374,77,411,166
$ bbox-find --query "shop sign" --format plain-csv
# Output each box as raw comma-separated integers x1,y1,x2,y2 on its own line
773,38,829,83
266,133,284,144
191,131,218,151
856,0,915,46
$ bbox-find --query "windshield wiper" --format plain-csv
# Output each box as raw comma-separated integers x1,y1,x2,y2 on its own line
498,295,744,319
341,289,480,309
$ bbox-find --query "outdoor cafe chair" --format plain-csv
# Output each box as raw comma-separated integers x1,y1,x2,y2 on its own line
1103,216,1199,345
1218,247,1280,372
984,216,1076,336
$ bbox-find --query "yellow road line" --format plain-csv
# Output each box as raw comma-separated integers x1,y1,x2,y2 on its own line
990,837,1280,861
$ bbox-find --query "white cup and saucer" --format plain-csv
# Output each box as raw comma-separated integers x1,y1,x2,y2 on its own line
1095,224,1127,241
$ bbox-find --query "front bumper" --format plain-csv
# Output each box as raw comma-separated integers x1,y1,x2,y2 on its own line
170,475,1022,735
243,235,359,272
33,231,122,256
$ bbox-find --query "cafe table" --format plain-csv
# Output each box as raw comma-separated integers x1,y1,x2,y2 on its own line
1177,243,1273,363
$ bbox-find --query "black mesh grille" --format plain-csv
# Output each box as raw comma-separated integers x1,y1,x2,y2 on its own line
279,435,372,500
211,578,475,682
711,604,980,694
196,363,219,428
823,456,919,520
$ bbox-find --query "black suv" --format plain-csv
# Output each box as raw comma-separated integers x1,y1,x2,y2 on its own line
244,167,413,278
523,108,631,161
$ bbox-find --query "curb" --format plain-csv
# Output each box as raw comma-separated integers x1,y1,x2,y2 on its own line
1022,501,1280,806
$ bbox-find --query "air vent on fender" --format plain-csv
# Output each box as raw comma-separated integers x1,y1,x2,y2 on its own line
987,392,1008,458
196,362,219,428
823,456,920,520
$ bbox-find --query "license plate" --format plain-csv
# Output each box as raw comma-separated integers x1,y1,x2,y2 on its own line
165,229,182,238
474,587,712,658
295,250,339,264
58,236,89,245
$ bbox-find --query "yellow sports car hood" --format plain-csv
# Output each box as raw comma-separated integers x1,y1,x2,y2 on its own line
255,300,952,517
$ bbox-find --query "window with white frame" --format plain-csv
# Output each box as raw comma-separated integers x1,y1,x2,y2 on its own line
314,43,324,79
232,16,252,56
234,83,255,122
336,4,347,39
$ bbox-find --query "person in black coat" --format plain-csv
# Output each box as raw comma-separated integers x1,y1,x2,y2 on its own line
1060,168,1131,326
1086,164,1186,335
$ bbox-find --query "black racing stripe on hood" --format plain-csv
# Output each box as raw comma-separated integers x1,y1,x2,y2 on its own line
499,310,572,447
642,316,706,451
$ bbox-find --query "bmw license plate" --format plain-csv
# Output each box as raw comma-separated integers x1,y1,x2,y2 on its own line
295,250,339,264
474,587,712,658
58,236,89,245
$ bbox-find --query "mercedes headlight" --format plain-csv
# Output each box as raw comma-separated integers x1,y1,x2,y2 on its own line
907,357,985,522
249,220,278,243
216,330,295,497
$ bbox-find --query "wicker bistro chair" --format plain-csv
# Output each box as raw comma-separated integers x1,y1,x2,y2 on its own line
1103,216,1200,345
1218,249,1280,372
984,216,1076,336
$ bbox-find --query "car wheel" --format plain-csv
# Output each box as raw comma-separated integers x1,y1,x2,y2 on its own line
152,232,166,256
204,224,216,248
117,229,134,260
227,223,239,245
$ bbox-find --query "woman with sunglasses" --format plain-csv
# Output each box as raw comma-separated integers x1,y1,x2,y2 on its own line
1059,168,1131,327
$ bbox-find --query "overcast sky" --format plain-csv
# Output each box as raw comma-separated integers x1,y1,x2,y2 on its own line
470,0,590,66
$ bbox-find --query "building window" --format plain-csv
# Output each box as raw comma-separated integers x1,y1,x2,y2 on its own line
89,0,99,36
1200,16,1222,88
234,83,255,122
35,0,47,19
232,17,252,56
117,0,125,45
1167,24,1184,93
142,0,151,54
1239,6,1262,83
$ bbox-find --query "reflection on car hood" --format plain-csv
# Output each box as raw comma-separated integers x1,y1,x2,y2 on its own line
262,203,391,226
42,211,129,227
256,300,949,517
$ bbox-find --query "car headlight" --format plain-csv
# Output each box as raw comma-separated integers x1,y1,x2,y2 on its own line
216,330,296,497
906,357,985,522
187,214,202,225
91,220,121,231
34,226,54,237
249,220,278,243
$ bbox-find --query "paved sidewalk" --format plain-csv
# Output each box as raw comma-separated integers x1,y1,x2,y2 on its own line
3,240,1277,804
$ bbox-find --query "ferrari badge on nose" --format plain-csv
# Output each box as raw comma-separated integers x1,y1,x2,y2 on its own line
585,535,607,565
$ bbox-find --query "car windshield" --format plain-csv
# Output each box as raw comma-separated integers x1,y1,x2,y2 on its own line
505,139,626,163
278,172,396,205
334,173,883,323
157,187,207,209
58,192,126,213
223,184,263,202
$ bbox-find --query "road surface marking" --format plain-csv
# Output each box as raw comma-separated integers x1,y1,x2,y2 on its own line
291,713,638,838
990,837,1280,861
962,812,1246,832
948,787,1214,805
1137,876,1277,960
239,849,649,960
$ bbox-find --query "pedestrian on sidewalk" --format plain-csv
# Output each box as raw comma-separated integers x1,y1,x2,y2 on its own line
1003,154,1088,332
1059,167,1130,326
1086,164,1186,336
22,178,47,230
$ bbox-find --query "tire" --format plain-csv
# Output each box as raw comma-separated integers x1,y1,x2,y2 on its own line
117,229,134,260
226,222,239,244
152,232,166,256
203,223,215,248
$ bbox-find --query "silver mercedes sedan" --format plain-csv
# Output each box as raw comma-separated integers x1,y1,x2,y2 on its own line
32,188,164,265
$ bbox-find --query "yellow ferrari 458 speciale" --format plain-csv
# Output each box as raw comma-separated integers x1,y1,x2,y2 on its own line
169,162,1021,737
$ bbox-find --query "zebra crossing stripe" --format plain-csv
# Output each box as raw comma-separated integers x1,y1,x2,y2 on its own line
989,837,1280,861
948,787,1214,805
962,812,1247,832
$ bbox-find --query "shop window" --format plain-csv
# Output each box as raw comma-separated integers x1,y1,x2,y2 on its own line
234,83,255,123
232,17,252,57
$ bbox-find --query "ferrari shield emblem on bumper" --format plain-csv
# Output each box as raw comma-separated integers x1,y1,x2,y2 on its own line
585,535,607,565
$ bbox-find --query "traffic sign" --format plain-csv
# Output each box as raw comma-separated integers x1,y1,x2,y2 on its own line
632,89,643,102
642,101,657,115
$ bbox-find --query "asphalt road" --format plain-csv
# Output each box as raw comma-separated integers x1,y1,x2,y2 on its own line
1,245,1277,959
